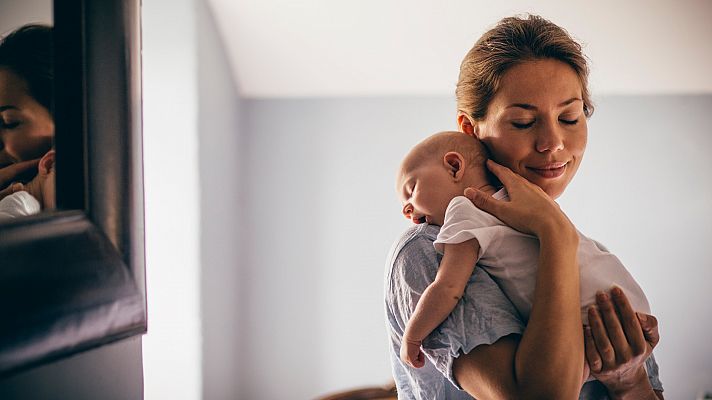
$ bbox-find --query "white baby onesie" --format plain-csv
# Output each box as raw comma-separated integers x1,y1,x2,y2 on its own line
0,191,41,219
434,189,651,323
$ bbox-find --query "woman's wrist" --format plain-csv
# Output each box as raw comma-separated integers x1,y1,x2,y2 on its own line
536,216,578,246
606,366,656,400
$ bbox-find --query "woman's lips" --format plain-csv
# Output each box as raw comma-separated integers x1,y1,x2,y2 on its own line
527,162,567,178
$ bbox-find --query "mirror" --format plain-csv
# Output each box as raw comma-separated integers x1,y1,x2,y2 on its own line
0,1,54,220
0,0,146,376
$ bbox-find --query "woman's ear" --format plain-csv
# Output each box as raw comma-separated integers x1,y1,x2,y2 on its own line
443,152,466,181
457,112,485,140
37,150,55,176
457,112,477,137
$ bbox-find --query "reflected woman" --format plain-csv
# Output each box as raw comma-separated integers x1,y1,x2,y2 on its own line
0,24,55,217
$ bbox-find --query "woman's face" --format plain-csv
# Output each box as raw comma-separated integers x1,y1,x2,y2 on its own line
472,59,587,199
0,67,54,167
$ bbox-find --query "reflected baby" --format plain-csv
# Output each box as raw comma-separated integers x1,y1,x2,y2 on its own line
0,149,55,218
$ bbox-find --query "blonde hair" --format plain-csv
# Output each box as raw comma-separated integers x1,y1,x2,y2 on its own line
456,14,594,121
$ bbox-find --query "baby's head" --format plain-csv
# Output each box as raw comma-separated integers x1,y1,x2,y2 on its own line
396,131,496,226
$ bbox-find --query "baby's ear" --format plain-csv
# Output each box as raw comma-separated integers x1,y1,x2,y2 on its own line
38,150,56,176
443,152,466,181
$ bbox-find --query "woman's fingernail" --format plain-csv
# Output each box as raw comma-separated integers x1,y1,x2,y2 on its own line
611,286,622,296
637,312,648,322
596,291,608,302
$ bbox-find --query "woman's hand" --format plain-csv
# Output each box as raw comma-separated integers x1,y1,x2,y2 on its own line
585,286,662,399
0,159,39,201
464,159,575,238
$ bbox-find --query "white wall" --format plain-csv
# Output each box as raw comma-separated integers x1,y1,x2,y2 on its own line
142,0,202,398
241,95,712,399
0,0,51,35
241,97,455,399
197,1,245,398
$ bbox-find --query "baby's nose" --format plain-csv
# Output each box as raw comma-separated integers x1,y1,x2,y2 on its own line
402,203,413,219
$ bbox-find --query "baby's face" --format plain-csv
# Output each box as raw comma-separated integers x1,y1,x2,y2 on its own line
397,160,463,226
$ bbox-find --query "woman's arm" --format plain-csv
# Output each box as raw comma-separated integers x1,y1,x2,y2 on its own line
0,159,39,201
401,239,479,367
454,160,584,399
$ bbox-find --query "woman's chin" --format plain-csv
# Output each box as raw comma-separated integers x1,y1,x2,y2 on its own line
526,176,567,199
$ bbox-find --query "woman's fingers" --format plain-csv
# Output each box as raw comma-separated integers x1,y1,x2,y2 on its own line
584,326,603,373
0,159,40,186
636,312,660,349
464,186,500,215
463,160,517,215
609,287,647,356
484,159,518,185
595,291,634,364
588,306,616,367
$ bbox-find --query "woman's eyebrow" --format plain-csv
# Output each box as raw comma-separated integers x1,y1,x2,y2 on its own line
505,97,582,110
558,97,582,107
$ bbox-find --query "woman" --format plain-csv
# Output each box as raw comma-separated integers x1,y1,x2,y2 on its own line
385,15,663,399
0,24,54,202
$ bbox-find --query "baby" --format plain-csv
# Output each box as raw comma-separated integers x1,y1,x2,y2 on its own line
0,149,55,219
396,131,650,371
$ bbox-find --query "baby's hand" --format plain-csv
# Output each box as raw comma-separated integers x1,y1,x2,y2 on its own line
0,182,25,201
400,338,426,368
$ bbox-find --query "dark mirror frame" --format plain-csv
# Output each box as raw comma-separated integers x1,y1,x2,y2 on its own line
0,0,146,376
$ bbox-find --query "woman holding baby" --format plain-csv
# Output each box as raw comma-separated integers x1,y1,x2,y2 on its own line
0,24,55,215
385,15,663,399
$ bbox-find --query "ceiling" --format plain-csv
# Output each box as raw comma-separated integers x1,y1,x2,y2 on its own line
207,0,711,98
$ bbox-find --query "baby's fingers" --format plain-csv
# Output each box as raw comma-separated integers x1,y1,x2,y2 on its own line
0,182,24,201
412,350,425,368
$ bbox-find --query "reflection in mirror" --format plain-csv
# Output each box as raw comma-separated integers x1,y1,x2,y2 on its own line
0,15,54,221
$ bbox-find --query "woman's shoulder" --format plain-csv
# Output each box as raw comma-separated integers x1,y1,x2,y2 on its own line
384,224,440,295
386,224,439,271
395,223,439,245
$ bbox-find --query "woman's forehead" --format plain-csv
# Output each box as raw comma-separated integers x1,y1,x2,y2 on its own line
493,59,583,109
0,68,30,106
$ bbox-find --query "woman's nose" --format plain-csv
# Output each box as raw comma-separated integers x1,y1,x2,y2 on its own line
535,121,565,153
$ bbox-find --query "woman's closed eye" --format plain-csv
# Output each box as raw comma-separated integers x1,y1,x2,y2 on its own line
0,116,20,129
0,121,20,129
511,117,579,129
512,120,535,129
559,117,579,125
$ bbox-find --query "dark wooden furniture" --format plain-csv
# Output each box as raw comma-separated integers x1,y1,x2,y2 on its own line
315,381,398,400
